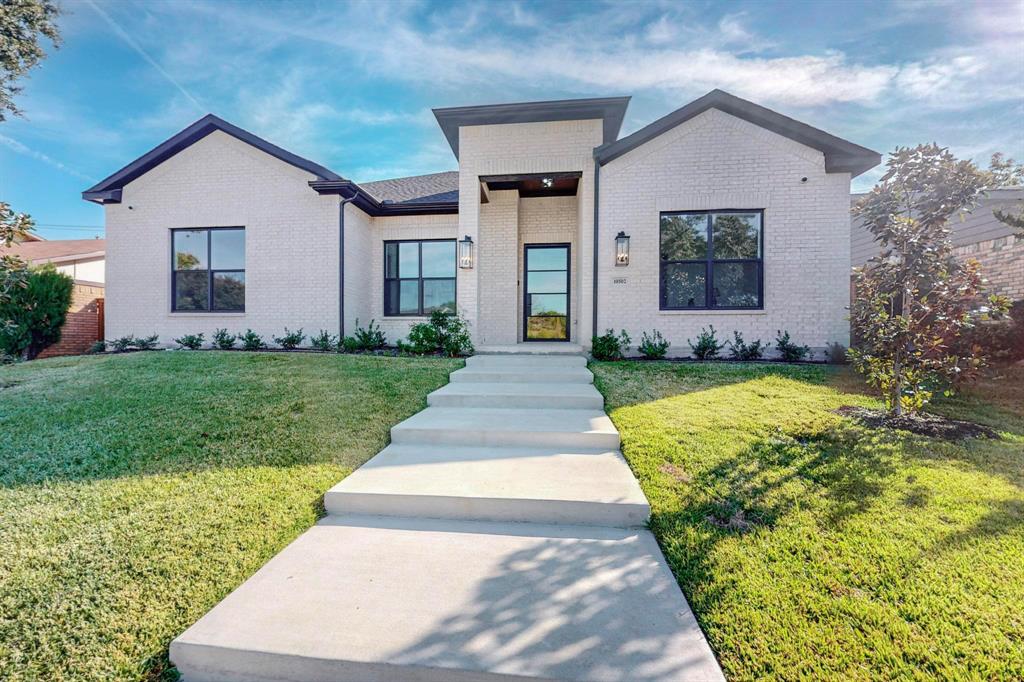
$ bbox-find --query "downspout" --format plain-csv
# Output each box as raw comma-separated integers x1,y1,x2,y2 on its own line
338,191,357,339
591,161,601,342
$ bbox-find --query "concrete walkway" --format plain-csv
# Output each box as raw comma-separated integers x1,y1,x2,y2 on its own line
171,354,724,682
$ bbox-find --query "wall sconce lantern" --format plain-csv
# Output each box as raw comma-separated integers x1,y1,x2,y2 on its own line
459,235,475,269
615,231,630,266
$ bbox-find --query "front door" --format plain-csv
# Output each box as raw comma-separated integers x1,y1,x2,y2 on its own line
523,243,570,341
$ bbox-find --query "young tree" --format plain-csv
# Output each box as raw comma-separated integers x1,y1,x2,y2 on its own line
1,0,61,332
0,202,33,330
849,144,1010,416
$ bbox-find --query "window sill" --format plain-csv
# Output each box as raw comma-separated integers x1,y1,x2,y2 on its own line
169,312,246,317
658,309,766,316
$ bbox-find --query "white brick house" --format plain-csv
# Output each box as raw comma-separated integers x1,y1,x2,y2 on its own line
84,90,879,355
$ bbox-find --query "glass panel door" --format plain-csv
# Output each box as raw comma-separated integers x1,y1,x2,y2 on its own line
524,244,570,341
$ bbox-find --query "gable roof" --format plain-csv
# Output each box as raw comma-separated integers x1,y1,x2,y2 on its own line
595,89,881,177
82,114,342,204
1,238,105,264
433,96,631,159
360,171,459,205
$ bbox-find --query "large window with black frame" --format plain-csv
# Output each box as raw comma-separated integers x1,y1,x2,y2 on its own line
384,239,456,316
659,210,763,310
171,227,245,312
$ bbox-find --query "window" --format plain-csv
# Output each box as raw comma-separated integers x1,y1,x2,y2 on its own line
172,227,245,312
384,239,456,316
660,211,763,310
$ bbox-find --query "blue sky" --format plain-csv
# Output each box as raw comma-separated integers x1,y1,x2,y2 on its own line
2,0,1022,240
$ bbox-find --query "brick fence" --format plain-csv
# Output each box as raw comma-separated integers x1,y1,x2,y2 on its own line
37,281,105,359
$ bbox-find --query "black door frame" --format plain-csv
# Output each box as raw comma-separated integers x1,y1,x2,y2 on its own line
522,242,571,342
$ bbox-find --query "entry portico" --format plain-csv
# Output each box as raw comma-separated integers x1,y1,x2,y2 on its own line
435,97,631,348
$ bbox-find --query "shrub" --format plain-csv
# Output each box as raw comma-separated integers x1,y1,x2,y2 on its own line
0,264,74,359
688,325,723,360
174,333,204,350
591,329,631,360
88,340,106,354
775,330,811,362
310,329,339,352
240,329,265,351
109,335,136,353
400,323,439,355
638,330,670,359
432,311,474,357
398,311,474,357
135,334,159,350
728,331,767,361
212,328,237,350
352,319,386,351
339,335,361,353
825,341,848,365
273,327,305,350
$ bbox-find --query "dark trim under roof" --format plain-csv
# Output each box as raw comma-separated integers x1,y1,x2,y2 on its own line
594,89,881,177
433,96,631,159
309,180,458,216
82,114,342,204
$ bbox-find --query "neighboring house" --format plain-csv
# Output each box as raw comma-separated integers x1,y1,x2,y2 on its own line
851,187,1024,301
0,237,106,284
83,89,879,355
0,238,106,357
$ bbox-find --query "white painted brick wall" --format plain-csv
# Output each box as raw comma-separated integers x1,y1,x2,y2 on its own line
599,108,852,356
104,131,341,346
458,119,602,346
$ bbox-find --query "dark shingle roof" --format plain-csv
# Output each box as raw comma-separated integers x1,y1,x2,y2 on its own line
359,171,459,205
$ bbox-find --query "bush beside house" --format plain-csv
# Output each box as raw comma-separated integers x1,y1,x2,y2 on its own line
0,264,74,360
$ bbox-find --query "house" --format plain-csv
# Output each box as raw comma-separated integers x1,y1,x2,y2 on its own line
0,237,106,284
83,89,879,355
0,237,106,357
852,187,1024,302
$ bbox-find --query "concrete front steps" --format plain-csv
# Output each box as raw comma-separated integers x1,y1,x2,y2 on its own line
324,444,649,526
428,381,604,409
170,353,725,682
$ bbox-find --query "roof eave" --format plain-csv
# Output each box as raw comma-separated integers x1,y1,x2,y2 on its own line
433,96,631,159
309,180,458,216
82,114,342,204
595,89,881,178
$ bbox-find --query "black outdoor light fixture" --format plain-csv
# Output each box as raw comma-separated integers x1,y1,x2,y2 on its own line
615,231,630,266
459,235,475,269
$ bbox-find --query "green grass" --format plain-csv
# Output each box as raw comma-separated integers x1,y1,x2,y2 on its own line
592,361,1024,681
0,351,460,681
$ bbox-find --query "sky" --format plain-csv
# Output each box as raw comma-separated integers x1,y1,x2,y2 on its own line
1,0,1022,240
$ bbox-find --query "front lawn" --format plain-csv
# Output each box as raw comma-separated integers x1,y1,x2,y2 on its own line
0,352,459,681
592,362,1024,681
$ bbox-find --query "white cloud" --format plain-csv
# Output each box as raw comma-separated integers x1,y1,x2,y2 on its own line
0,134,98,182
84,0,205,113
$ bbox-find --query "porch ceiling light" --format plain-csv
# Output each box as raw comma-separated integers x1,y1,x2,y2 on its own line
459,235,475,269
542,177,553,188
615,231,630,266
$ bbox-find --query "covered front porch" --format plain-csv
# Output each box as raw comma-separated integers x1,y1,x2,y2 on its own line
472,171,587,347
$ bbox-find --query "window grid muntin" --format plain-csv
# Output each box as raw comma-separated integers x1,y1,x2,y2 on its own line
171,227,245,313
384,239,457,317
659,210,763,311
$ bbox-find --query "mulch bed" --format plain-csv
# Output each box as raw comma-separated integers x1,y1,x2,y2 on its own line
834,405,999,441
